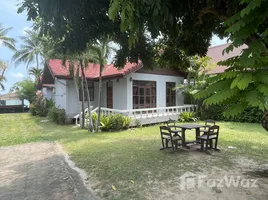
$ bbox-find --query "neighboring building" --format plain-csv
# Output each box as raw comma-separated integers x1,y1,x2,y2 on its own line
207,43,247,74
41,59,193,122
0,92,26,113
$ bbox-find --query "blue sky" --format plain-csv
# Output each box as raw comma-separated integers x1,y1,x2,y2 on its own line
0,0,227,95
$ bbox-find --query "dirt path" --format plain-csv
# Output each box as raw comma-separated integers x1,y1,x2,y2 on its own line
0,142,99,200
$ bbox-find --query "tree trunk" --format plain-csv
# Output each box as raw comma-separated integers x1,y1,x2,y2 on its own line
73,74,82,126
96,64,103,132
82,67,94,132
36,53,39,70
80,65,85,129
262,110,268,132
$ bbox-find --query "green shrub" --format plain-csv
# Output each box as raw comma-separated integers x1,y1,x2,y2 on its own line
30,98,55,117
86,113,131,131
199,105,264,123
29,104,37,116
48,107,66,125
179,111,198,122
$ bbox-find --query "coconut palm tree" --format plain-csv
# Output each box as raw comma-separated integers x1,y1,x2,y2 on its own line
0,24,16,51
86,36,116,132
0,76,6,91
0,60,7,91
12,30,43,69
28,67,43,83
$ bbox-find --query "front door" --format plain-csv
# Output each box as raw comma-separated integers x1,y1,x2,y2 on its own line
107,82,113,108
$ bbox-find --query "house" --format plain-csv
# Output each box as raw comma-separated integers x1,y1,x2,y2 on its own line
41,59,196,124
207,43,247,74
0,92,26,113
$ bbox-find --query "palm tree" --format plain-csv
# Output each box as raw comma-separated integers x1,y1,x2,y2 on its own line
87,36,116,132
12,30,42,69
0,60,7,91
0,76,6,91
0,24,16,51
28,67,43,83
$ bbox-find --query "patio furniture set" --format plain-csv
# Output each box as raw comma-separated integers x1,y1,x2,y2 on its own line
160,119,220,153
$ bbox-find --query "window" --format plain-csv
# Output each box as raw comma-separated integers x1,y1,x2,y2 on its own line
133,80,156,109
166,82,176,107
79,82,94,101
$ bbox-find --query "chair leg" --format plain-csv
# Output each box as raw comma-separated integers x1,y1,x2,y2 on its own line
205,140,209,151
215,138,218,150
161,138,165,149
171,140,175,152
209,140,213,149
165,139,169,148
201,140,204,151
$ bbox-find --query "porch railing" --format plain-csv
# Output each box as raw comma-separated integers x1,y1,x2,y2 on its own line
94,104,196,118
75,104,197,125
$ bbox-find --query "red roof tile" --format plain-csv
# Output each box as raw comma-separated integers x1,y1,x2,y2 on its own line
47,59,143,80
207,43,247,74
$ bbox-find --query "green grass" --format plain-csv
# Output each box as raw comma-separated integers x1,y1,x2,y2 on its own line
1,113,268,199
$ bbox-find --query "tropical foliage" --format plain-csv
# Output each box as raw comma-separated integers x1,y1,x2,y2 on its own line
179,112,198,122
87,37,116,132
0,60,7,91
0,24,16,51
87,112,131,131
28,67,43,83
12,79,36,104
12,30,43,69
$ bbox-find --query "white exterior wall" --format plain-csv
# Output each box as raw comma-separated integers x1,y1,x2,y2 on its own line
126,73,184,109
54,79,67,111
42,88,54,100
112,78,128,110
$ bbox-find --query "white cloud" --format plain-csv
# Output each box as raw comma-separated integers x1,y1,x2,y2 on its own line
11,72,24,78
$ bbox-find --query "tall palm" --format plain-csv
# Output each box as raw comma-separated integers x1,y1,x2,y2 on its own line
0,60,7,91
0,24,16,51
87,36,116,132
28,67,43,82
0,76,6,91
12,30,42,69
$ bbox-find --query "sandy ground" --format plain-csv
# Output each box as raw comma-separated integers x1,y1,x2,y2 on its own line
144,153,268,200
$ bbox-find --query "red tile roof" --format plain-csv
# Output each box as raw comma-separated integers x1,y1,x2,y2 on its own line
47,59,143,80
207,43,247,74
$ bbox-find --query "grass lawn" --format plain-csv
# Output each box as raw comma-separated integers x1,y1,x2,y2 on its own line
1,113,268,199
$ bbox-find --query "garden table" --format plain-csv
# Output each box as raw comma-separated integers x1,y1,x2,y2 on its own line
176,124,205,148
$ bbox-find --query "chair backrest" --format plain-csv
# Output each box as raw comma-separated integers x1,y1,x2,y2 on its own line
205,119,216,126
160,126,172,137
166,119,176,127
207,125,219,138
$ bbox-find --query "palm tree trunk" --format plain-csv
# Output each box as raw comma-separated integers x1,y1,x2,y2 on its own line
82,67,94,132
96,64,103,132
36,53,39,70
80,64,85,129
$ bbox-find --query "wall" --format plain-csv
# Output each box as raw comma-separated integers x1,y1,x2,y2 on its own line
42,88,54,100
112,78,128,110
126,73,184,109
54,78,67,112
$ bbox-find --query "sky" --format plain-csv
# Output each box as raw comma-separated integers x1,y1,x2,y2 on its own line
0,0,228,95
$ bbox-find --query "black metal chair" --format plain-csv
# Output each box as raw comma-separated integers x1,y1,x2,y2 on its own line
200,119,216,135
160,126,182,151
197,125,220,152
166,119,182,136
